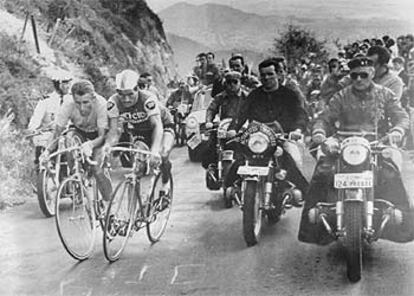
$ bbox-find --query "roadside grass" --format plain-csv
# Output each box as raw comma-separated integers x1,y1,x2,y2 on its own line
0,32,50,210
0,115,34,210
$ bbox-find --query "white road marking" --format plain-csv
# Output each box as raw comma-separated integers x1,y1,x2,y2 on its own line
125,264,150,284
170,264,206,285
59,278,75,296
138,264,149,281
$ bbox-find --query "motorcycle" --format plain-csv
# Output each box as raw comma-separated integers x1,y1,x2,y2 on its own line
228,121,303,246
169,103,191,147
205,118,235,208
308,131,403,282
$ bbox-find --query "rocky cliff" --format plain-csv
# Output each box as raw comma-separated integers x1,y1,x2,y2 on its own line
1,0,177,98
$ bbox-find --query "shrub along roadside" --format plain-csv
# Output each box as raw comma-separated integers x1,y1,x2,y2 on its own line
0,32,52,210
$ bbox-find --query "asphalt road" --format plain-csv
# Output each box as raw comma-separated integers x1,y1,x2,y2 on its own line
1,147,414,296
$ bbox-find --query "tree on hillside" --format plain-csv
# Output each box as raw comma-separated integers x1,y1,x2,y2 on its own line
272,25,328,71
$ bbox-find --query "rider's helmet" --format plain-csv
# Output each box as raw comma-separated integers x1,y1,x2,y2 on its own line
115,69,139,91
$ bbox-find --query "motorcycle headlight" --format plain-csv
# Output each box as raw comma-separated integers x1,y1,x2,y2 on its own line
248,132,269,154
342,144,368,166
186,117,198,129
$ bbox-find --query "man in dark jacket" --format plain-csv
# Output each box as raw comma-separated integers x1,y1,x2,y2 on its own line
202,71,248,169
299,57,413,245
227,58,309,194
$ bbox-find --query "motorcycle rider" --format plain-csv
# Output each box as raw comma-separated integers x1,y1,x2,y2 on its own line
28,70,72,172
227,58,309,195
41,79,112,202
319,58,351,105
299,56,413,245
212,54,260,97
202,71,248,169
166,80,194,109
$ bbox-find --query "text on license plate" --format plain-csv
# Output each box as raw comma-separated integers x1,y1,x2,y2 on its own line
334,172,373,189
237,166,269,176
187,135,201,149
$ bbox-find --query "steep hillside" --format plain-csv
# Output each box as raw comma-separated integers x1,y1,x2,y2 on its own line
0,0,178,207
1,0,177,99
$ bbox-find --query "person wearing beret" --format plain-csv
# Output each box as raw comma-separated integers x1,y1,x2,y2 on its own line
298,56,413,245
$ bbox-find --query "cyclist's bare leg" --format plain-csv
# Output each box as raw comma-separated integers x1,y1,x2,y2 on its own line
160,129,174,186
92,147,112,201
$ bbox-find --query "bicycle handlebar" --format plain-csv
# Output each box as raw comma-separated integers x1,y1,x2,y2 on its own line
24,128,54,139
104,146,157,156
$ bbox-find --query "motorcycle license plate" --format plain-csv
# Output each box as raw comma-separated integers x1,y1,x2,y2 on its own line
334,172,373,189
187,134,202,149
237,166,269,176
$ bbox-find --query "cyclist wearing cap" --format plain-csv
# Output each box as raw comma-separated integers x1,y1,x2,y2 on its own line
28,70,72,172
42,80,112,201
106,69,170,193
299,57,411,245
106,69,163,164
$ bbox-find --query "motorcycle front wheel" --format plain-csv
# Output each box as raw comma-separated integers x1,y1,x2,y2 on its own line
344,201,363,282
242,180,263,246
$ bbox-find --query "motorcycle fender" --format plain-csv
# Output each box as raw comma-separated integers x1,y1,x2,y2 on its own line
343,189,364,202
222,150,234,161
243,176,260,182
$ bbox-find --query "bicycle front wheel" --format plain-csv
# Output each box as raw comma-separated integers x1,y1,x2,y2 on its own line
146,172,174,243
103,180,136,262
55,177,96,260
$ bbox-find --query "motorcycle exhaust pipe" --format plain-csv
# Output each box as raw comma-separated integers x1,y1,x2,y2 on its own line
336,201,344,232
376,207,403,239
320,213,334,236
264,182,272,208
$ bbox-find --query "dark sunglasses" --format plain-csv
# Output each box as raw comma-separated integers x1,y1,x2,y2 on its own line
225,79,240,85
350,72,369,80
117,89,135,96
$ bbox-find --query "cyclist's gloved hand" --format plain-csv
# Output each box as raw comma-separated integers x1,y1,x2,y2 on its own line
39,150,50,166
227,129,237,138
81,141,94,158
389,130,403,145
149,152,162,168
205,122,214,129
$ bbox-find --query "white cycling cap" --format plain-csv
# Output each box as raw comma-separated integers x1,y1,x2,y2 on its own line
116,69,139,91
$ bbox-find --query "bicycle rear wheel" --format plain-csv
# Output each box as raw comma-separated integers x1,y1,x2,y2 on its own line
146,172,174,243
55,177,96,260
103,180,136,262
